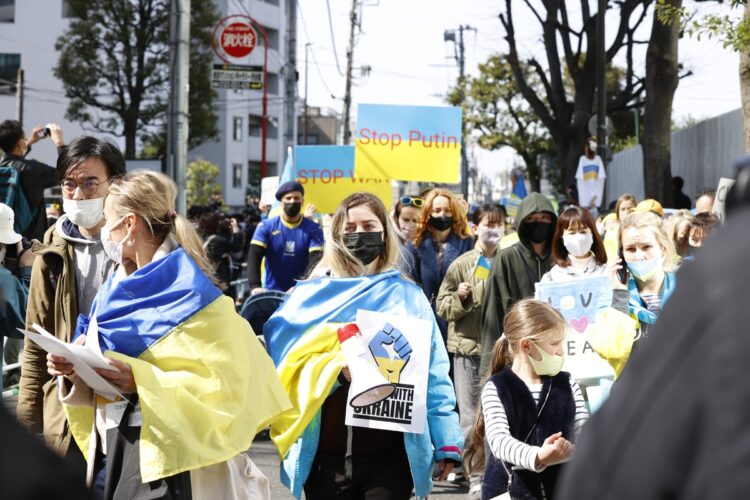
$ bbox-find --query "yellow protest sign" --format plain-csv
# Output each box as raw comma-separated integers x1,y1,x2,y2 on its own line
294,145,392,214
353,104,462,183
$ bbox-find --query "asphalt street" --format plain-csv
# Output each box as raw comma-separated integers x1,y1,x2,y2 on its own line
247,436,470,499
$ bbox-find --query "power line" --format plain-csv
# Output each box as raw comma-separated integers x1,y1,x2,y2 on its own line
325,0,345,76
296,0,339,100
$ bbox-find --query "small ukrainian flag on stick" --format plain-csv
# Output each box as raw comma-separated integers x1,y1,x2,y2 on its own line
473,255,491,280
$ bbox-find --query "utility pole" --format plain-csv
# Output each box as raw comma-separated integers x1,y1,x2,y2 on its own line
285,0,297,155
304,43,310,145
596,0,607,206
342,0,358,145
167,0,190,215
445,25,475,197
15,68,23,128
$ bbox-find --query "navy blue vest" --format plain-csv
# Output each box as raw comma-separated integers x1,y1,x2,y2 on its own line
482,367,575,500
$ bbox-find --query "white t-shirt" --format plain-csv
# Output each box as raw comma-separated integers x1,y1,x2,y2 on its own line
575,154,606,208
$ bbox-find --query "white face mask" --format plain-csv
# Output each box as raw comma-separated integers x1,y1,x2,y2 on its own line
63,198,105,229
100,216,128,265
588,141,597,152
563,232,594,258
479,226,504,247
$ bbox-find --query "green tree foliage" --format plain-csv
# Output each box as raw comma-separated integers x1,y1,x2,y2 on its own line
187,158,221,207
657,0,750,51
55,0,219,159
449,55,552,193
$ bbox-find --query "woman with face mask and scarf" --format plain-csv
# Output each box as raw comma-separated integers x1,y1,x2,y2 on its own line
589,211,678,378
407,189,473,345
264,192,462,500
47,171,290,499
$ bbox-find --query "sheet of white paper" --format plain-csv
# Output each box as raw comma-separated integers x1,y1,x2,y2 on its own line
19,328,124,401
32,322,111,370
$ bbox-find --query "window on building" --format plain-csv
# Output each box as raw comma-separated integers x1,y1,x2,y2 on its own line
248,161,278,186
233,117,242,141
0,54,20,94
248,115,278,139
248,115,262,137
0,0,14,23
232,163,242,188
248,161,261,189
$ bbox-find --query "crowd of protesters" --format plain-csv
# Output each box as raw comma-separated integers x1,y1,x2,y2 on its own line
0,121,736,500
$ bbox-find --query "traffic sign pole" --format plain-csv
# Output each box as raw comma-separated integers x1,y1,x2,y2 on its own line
211,15,269,178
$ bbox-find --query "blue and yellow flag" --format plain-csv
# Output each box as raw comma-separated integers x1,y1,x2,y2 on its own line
473,255,491,280
264,269,432,458
66,247,291,482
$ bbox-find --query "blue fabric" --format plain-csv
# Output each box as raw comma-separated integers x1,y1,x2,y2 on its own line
251,216,324,292
264,269,463,498
627,271,676,325
407,231,473,338
512,172,528,199
76,247,222,359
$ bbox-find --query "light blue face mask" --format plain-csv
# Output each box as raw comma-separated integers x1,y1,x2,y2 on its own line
627,257,661,281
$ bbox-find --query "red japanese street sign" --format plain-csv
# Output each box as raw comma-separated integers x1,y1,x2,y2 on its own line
220,22,256,58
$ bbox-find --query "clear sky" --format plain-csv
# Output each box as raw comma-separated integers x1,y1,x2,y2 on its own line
295,0,742,176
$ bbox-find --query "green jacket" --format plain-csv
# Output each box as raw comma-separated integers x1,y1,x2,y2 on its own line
480,193,557,373
436,242,495,356
17,224,79,455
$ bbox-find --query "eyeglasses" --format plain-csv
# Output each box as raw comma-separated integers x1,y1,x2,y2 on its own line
400,196,424,208
61,178,101,196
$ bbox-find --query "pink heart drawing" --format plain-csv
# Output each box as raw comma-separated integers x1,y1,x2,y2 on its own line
570,317,589,333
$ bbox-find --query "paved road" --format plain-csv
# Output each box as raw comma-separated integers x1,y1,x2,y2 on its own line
247,437,469,499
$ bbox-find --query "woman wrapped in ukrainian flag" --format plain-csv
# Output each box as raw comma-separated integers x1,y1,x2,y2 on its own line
264,192,463,500
46,171,291,499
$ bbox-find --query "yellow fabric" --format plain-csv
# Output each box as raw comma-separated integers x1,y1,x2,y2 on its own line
499,232,519,250
64,403,95,459
270,322,346,458
588,308,639,379
69,295,291,482
603,224,620,263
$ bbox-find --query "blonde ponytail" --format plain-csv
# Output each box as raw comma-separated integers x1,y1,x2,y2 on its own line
107,170,220,286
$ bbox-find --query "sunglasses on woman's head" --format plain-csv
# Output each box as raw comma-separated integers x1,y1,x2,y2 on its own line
400,196,424,208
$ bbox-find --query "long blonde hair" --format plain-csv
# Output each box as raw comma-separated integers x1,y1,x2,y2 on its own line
321,192,403,278
106,170,219,285
619,211,677,272
464,299,567,474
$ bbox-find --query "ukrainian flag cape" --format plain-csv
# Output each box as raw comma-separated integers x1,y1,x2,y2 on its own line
65,247,291,482
264,268,427,459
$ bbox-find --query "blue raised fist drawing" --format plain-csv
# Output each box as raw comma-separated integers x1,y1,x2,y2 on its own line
368,323,412,383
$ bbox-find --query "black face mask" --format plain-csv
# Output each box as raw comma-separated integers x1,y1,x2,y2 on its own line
344,231,384,266
524,221,553,244
428,215,453,232
283,202,302,218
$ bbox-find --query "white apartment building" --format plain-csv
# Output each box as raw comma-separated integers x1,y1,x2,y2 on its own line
0,0,293,209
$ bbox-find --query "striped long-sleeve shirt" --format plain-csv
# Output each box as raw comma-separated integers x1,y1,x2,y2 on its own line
481,377,589,473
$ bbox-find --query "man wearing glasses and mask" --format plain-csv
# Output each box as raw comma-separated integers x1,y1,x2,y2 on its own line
17,136,126,477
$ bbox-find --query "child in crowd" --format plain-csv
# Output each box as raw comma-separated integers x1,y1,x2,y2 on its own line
464,299,588,500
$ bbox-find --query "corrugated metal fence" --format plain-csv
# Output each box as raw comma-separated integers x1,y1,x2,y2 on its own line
606,108,746,204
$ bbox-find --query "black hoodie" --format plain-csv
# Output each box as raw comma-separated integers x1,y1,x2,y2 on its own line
480,193,557,372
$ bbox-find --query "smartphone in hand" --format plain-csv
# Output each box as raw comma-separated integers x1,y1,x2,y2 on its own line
617,247,629,285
